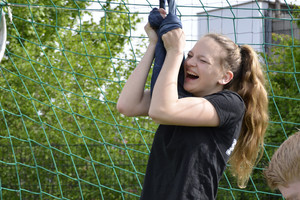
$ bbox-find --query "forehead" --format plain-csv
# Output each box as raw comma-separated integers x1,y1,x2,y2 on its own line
191,36,224,59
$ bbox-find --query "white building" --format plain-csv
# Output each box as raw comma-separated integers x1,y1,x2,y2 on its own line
197,0,299,52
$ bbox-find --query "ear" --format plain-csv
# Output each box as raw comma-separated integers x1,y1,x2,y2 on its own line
218,70,233,85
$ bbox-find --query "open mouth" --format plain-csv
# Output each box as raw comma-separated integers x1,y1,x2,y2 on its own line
186,71,199,79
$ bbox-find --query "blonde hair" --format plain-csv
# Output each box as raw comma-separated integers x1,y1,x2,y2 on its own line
205,33,269,188
264,131,300,189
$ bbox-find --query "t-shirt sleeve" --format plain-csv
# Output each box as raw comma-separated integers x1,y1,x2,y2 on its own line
204,90,245,128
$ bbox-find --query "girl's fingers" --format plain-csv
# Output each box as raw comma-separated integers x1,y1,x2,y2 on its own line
144,23,158,43
162,28,185,53
158,8,167,18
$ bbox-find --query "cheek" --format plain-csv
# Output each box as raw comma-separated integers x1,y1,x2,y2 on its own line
183,61,187,70
210,66,224,77
199,66,213,76
278,186,296,199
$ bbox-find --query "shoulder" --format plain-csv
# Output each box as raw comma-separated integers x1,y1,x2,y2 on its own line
204,90,244,108
205,89,243,101
204,90,245,127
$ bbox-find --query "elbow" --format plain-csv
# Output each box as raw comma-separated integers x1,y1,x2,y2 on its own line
148,107,167,124
117,101,134,117
148,109,157,122
116,101,125,114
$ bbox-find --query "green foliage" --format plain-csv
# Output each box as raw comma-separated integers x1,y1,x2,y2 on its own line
265,33,300,143
258,12,300,189
0,0,157,199
0,0,298,199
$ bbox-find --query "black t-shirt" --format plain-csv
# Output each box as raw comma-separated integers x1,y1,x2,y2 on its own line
139,90,245,200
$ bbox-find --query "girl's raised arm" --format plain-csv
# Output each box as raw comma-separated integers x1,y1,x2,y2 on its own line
149,28,224,127
117,23,157,117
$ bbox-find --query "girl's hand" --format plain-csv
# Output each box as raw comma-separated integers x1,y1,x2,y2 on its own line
144,8,166,45
162,28,186,55
144,23,158,44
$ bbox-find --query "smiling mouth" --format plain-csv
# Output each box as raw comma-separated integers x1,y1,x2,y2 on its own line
186,71,199,79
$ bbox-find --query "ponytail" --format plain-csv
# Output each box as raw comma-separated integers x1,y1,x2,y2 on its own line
205,34,269,188
228,45,269,188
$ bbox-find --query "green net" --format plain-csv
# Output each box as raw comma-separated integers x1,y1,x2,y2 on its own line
0,0,299,199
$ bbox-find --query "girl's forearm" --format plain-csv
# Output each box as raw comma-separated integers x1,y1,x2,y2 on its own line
149,51,183,119
117,43,156,116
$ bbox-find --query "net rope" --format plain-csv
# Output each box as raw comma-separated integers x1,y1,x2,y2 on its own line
0,0,299,199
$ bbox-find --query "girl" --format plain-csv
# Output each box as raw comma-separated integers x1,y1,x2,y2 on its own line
117,12,268,200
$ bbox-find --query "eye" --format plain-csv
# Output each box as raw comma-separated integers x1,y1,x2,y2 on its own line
200,59,207,63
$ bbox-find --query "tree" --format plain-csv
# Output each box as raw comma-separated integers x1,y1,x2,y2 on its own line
264,4,300,146
0,0,156,199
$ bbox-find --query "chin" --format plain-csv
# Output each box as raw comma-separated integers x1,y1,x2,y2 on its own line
183,84,190,93
183,84,195,96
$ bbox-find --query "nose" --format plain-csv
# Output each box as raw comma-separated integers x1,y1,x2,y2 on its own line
185,56,196,68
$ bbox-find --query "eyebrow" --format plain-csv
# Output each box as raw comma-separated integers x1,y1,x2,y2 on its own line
187,51,212,64
187,51,193,55
188,51,208,59
198,55,212,64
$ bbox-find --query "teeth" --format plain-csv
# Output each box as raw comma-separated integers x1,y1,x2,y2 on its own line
187,71,198,76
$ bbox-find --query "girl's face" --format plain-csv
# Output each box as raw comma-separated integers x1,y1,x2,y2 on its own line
183,36,230,97
278,181,300,200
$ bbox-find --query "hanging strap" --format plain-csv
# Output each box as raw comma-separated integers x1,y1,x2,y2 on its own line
149,0,191,98
159,0,165,9
160,0,176,15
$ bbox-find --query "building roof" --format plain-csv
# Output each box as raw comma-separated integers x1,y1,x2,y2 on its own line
197,0,296,15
